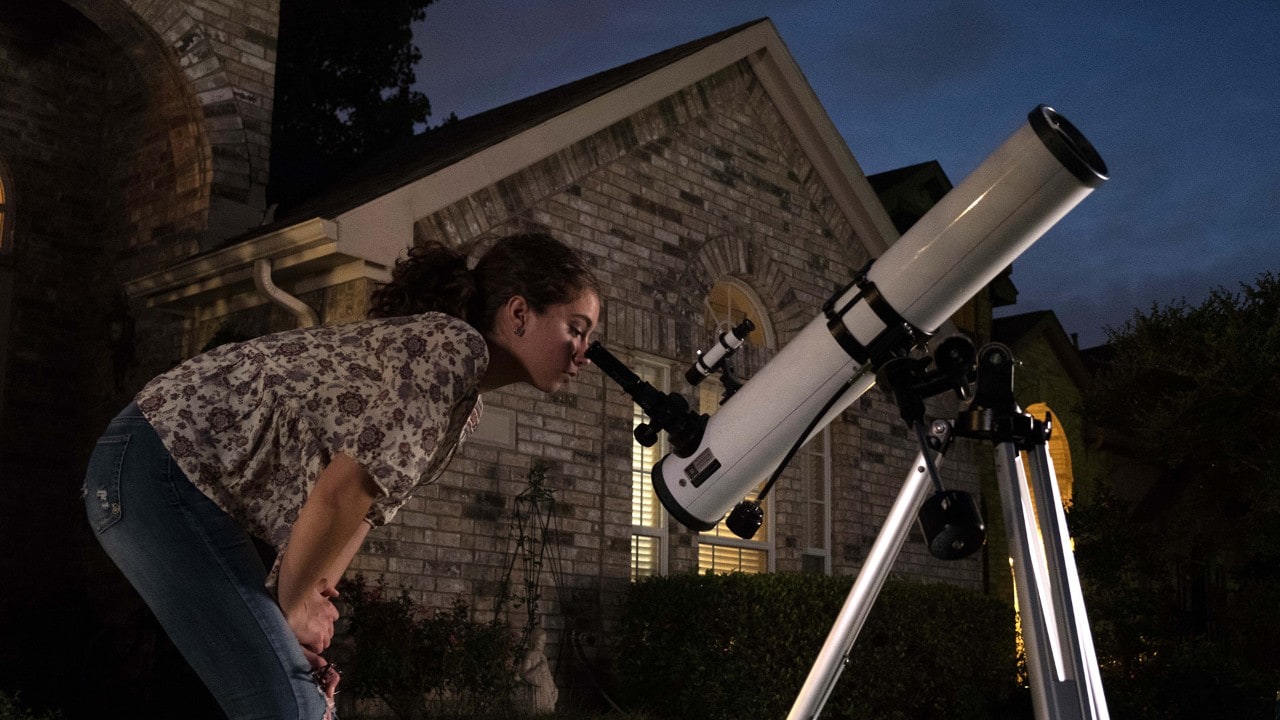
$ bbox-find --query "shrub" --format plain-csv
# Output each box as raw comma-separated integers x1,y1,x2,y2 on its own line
613,573,1021,720
334,575,519,720
0,693,62,720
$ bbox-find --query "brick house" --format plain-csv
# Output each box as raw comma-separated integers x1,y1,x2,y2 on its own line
1,3,994,709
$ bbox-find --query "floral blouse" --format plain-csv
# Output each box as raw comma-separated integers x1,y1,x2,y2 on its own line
135,313,488,556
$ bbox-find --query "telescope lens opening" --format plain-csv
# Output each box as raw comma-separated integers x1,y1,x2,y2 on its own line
1029,105,1109,187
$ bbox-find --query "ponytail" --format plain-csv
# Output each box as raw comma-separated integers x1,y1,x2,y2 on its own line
369,233,600,330
367,242,476,320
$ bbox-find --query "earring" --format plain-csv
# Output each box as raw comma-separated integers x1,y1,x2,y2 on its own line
515,325,525,337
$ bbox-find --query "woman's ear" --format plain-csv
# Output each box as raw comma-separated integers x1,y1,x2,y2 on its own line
502,295,530,336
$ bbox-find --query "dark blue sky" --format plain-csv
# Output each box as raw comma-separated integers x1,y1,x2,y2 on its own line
413,0,1280,348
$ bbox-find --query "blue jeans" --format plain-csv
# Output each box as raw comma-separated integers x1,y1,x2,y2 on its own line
84,403,331,719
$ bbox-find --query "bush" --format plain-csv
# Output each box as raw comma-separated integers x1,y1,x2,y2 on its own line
1097,637,1274,720
0,693,62,720
613,573,1022,720
334,575,519,720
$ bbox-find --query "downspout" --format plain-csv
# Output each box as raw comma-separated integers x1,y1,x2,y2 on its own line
253,258,318,328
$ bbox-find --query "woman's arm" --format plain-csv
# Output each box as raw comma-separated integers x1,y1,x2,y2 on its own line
276,452,380,654
325,519,371,586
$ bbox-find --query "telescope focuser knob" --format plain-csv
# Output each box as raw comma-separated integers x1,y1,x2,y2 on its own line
634,424,659,448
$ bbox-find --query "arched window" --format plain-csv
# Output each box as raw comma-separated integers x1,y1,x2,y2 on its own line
704,278,773,348
696,279,795,574
1025,402,1074,507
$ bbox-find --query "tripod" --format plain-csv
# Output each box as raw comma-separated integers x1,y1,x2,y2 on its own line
787,342,1109,720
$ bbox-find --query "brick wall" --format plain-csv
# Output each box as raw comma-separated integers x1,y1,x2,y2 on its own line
0,2,278,706
399,60,986,687
0,2,170,698
0,0,153,582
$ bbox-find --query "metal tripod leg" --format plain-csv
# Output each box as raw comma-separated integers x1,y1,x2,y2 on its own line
786,446,940,720
995,440,1109,720
785,432,1109,720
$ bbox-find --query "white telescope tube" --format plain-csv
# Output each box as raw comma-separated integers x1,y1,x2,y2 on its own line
654,105,1107,531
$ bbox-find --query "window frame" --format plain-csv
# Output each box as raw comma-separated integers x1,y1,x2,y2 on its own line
703,276,776,349
800,426,833,574
629,355,671,580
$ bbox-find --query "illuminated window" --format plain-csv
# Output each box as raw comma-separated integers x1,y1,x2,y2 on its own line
696,377,772,574
1025,402,1074,507
696,279,778,575
704,279,770,347
630,359,669,580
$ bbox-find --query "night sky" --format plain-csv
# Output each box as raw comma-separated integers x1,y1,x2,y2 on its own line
412,0,1280,348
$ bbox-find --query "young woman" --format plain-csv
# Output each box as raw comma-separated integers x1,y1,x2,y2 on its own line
83,233,600,719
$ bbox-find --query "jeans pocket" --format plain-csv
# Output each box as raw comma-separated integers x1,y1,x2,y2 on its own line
85,434,131,533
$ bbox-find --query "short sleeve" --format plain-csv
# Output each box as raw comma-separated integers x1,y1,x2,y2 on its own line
317,316,487,526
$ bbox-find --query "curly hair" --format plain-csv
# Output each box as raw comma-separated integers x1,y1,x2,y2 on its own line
367,233,600,331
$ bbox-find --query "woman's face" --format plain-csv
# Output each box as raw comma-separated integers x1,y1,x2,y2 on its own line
518,290,600,393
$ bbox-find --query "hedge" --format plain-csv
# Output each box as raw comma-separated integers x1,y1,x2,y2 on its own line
613,573,1023,720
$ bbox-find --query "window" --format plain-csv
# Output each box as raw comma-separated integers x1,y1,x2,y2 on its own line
696,377,773,573
800,427,832,574
1025,402,1074,508
630,359,669,580
705,279,770,347
696,279,776,574
696,375,773,575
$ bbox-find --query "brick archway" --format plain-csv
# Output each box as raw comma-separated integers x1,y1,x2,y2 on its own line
65,0,278,252
0,6,275,709
686,231,809,341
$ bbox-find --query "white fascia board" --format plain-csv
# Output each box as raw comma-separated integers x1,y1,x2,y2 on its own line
334,20,894,263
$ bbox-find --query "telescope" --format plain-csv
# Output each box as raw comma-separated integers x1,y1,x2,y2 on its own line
588,105,1107,534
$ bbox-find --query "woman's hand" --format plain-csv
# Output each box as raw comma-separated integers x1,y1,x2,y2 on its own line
274,452,376,652
303,646,341,720
283,581,340,654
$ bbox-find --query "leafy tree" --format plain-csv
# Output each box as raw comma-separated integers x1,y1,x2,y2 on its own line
268,0,441,209
1072,272,1280,718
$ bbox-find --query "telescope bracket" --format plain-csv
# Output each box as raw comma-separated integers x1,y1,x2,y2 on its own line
823,261,932,367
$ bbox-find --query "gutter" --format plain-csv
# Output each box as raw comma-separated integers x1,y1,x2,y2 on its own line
253,257,318,327
124,217,392,324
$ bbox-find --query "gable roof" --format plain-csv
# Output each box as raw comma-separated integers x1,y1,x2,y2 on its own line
993,310,1091,388
125,18,898,320
271,19,770,229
